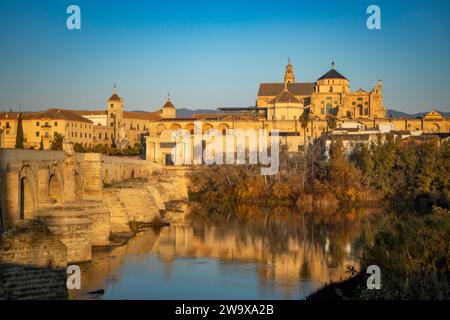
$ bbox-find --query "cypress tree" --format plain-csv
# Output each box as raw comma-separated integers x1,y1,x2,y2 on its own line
15,112,24,149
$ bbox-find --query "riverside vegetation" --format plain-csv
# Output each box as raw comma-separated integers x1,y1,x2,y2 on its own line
187,136,450,299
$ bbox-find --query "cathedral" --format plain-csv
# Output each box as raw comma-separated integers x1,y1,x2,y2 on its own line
257,60,386,120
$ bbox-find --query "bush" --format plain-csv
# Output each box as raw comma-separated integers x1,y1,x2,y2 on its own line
359,208,450,299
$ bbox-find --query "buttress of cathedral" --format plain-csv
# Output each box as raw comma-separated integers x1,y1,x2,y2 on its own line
257,60,386,120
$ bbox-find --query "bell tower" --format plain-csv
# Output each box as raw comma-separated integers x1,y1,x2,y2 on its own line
107,84,124,142
284,58,295,84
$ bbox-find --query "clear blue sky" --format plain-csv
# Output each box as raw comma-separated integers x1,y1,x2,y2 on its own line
0,0,449,113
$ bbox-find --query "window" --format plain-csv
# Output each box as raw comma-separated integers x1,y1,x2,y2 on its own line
99,133,102,139
110,104,113,108
105,133,108,139
36,122,40,126
44,132,49,138
54,122,58,126
326,103,332,114
357,104,363,116
36,131,39,137
137,124,140,130
364,108,369,115
321,107,325,115
329,87,333,92
75,132,77,138
6,122,10,128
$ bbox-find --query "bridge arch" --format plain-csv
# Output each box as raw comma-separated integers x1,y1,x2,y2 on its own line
18,165,37,220
48,164,63,204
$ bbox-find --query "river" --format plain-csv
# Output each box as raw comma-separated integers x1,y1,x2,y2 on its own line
70,206,382,300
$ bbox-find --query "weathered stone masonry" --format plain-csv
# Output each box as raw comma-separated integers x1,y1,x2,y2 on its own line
0,146,182,299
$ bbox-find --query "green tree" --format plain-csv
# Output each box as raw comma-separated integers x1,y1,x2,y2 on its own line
15,112,24,149
74,143,86,153
327,115,337,130
50,132,64,151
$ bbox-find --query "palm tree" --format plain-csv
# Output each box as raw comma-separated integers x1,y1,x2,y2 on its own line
50,132,64,151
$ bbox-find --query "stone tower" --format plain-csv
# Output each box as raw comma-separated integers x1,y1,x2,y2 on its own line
107,85,124,142
284,58,295,84
161,94,176,119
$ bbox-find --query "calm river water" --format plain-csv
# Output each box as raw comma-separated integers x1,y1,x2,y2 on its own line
70,207,381,300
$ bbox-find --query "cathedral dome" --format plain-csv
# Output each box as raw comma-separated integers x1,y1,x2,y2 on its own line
162,100,175,109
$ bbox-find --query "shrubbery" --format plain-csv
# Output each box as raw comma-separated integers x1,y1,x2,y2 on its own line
309,207,450,300
73,143,142,157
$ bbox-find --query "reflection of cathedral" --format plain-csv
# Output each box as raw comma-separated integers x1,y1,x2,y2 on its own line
257,60,386,120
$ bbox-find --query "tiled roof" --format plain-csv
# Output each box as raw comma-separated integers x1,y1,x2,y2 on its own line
317,69,347,81
124,111,161,120
76,110,107,116
108,93,121,101
30,109,93,123
0,112,21,120
272,89,301,103
258,83,315,96
162,100,175,109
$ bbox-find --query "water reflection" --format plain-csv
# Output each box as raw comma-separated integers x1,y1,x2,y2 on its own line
70,207,381,300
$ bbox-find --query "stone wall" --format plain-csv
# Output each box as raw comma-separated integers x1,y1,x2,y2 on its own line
0,223,68,299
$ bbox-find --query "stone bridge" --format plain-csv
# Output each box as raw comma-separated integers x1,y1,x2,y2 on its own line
0,144,156,230
0,145,191,299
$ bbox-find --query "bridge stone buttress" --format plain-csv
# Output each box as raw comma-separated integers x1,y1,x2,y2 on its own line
0,144,160,264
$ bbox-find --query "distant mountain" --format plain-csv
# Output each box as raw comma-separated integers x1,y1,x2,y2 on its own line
387,109,450,118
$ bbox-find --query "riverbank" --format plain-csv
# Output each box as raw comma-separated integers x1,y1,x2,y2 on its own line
307,206,450,300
